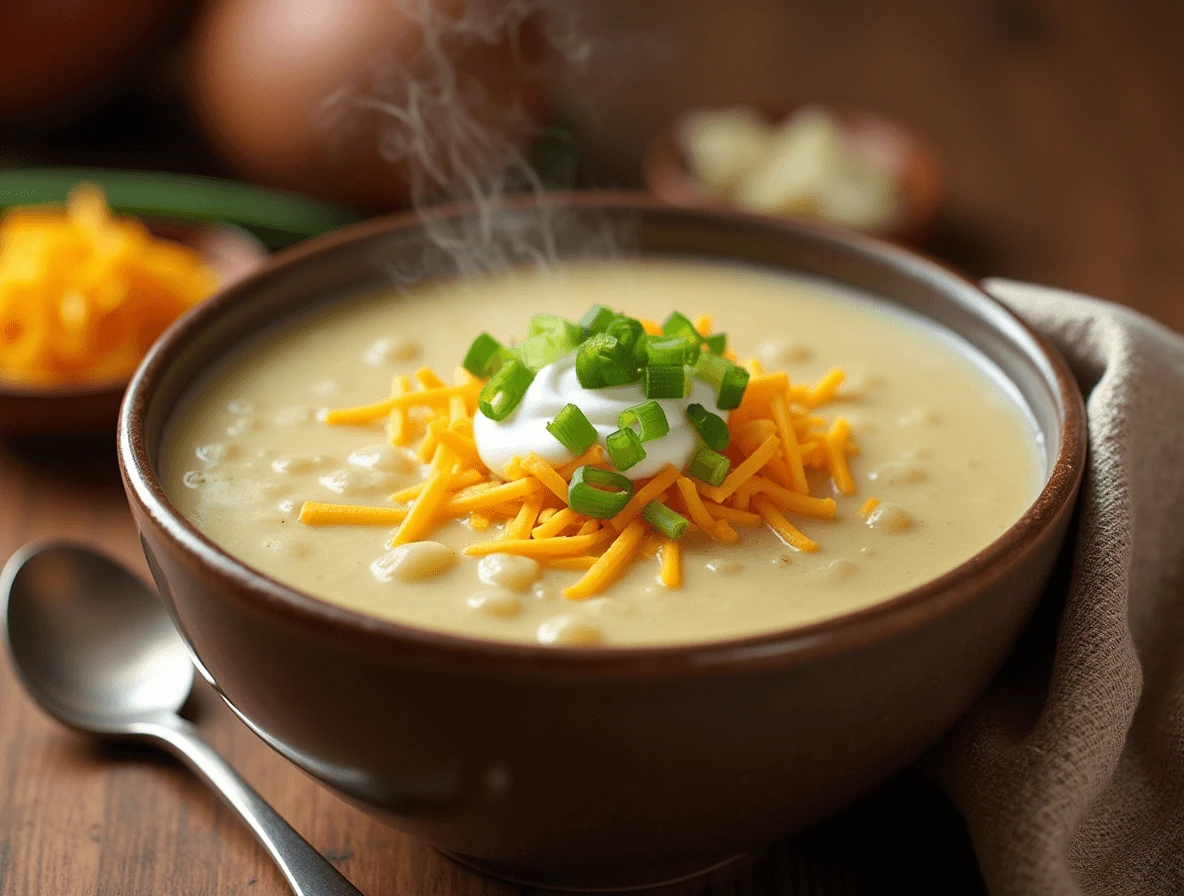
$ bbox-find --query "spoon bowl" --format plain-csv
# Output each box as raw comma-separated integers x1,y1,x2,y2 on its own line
1,543,193,732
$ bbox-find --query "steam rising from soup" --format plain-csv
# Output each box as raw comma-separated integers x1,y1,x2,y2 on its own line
319,0,628,278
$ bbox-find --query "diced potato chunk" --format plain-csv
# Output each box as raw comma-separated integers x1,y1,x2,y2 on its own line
683,108,775,194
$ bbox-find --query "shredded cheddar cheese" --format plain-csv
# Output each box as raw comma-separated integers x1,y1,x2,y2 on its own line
675,476,718,533
699,435,781,503
609,464,683,532
415,367,446,389
532,507,582,539
388,375,413,445
391,449,455,545
805,367,846,408
507,493,545,540
545,556,599,571
299,502,408,527
464,531,614,559
442,477,542,514
639,535,662,559
741,476,837,519
824,417,856,496
753,497,820,553
713,519,741,543
556,443,607,479
659,539,682,588
0,184,218,387
521,453,570,502
324,381,480,426
701,501,762,526
300,313,862,601
564,520,647,600
769,393,809,493
391,468,483,502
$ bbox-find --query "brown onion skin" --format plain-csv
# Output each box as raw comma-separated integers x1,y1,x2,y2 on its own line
188,0,548,209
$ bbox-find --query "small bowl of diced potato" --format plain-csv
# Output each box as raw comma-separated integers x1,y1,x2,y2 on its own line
645,104,945,245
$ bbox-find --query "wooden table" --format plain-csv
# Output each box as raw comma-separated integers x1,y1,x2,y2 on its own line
1,1,1180,893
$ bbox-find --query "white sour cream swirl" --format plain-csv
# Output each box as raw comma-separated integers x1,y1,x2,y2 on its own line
473,354,726,481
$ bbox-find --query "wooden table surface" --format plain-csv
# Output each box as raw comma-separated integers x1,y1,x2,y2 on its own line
2,1,1181,894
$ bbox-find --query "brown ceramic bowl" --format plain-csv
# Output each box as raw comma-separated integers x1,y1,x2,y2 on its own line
0,221,267,438
645,105,946,245
118,194,1084,890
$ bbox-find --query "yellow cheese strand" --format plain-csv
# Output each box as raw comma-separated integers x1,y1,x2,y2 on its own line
564,520,647,600
659,539,682,588
464,530,613,559
753,497,819,553
298,502,408,527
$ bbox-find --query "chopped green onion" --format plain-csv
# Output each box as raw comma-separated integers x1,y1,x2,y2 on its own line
685,403,730,450
644,335,693,365
662,311,698,340
576,333,641,388
606,426,647,471
606,315,647,365
462,332,506,378
617,400,669,442
514,326,579,372
568,465,633,519
661,311,701,364
693,351,729,388
529,314,582,342
693,352,750,410
546,404,599,454
686,445,730,486
717,364,750,410
579,304,616,336
703,333,727,355
643,364,690,400
642,501,689,540
478,359,534,421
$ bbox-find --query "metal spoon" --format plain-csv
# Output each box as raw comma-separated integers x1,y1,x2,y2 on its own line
0,543,363,896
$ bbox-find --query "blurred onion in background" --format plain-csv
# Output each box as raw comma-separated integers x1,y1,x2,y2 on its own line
188,0,548,208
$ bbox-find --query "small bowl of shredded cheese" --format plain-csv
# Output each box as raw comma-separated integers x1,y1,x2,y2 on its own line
645,104,946,244
0,183,267,436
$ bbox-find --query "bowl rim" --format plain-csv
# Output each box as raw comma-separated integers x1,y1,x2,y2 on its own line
118,191,1086,677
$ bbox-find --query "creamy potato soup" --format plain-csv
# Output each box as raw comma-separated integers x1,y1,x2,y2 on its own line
163,261,1043,647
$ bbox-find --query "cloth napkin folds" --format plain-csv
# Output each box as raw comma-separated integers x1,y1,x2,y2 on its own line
927,279,1184,896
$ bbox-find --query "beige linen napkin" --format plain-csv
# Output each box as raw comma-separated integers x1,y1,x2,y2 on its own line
927,279,1184,896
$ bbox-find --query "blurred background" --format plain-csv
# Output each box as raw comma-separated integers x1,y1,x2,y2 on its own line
2,0,1180,327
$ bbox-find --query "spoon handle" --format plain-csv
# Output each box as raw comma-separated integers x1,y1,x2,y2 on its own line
138,715,364,896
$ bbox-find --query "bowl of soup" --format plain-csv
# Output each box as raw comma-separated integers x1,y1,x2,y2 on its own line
118,194,1084,890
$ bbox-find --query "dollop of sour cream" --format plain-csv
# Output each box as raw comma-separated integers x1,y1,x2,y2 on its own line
473,354,726,481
